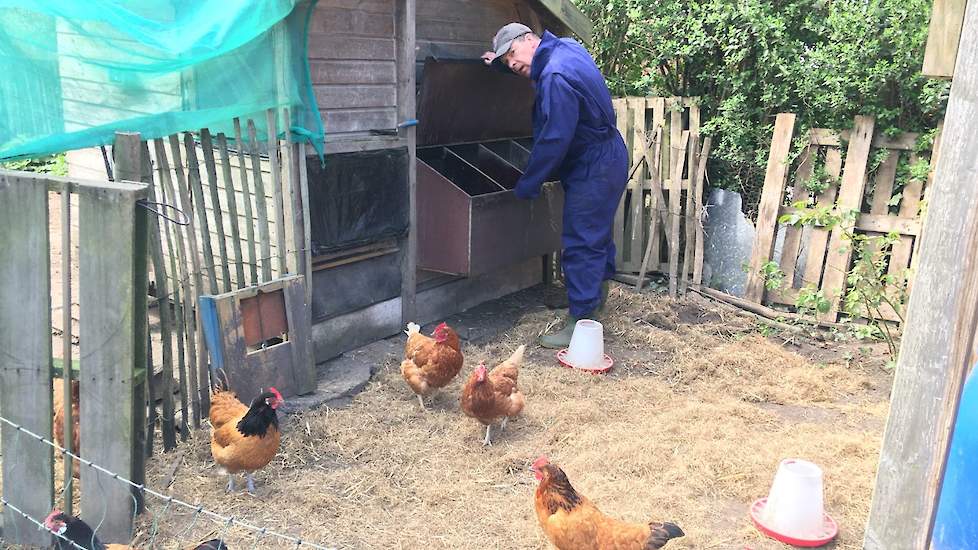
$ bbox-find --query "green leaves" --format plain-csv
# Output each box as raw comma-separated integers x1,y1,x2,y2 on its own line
1,153,67,176
760,260,785,291
572,0,947,215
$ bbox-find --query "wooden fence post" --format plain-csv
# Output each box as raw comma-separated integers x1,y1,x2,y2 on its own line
865,2,978,546
818,116,875,322
80,134,149,541
0,173,54,546
744,113,796,303
397,0,418,325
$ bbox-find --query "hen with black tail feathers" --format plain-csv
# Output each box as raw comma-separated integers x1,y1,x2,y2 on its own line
530,457,684,550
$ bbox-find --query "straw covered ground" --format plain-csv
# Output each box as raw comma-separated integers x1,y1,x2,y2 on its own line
124,285,892,550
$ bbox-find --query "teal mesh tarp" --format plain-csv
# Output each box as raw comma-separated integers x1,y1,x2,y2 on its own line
0,0,324,160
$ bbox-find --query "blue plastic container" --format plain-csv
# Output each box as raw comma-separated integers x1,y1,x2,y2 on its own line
933,369,978,548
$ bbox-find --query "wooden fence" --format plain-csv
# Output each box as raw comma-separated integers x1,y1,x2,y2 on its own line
0,170,148,544
744,113,941,323
0,110,312,543
612,96,709,296
144,108,313,447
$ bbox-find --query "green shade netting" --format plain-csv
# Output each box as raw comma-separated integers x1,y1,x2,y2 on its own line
0,0,324,161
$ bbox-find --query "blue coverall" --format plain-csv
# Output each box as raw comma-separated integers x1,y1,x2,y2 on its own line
514,31,628,318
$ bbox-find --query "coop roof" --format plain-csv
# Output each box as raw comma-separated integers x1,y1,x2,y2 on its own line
531,0,593,45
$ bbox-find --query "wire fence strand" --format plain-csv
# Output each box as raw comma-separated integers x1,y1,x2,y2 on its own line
0,497,87,550
0,414,337,550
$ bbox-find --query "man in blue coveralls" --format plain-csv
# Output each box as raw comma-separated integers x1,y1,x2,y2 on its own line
483,23,629,349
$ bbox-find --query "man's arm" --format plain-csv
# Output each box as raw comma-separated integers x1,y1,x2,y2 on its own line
514,74,580,199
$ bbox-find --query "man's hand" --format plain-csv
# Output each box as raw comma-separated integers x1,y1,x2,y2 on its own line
481,51,496,65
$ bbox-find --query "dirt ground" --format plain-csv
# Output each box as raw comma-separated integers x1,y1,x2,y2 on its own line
120,283,893,550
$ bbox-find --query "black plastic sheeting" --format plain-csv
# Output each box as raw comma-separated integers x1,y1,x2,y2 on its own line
306,148,409,255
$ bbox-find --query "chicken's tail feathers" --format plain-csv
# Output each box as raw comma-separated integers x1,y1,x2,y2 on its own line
211,368,231,393
647,521,684,547
507,344,526,366
405,322,421,336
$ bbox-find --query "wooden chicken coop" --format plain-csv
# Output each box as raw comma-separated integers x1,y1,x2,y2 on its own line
301,0,592,360
66,0,592,364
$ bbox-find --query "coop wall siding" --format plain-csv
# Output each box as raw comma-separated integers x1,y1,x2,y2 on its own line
309,0,398,136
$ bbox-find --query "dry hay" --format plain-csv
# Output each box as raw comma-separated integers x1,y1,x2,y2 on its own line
128,286,891,550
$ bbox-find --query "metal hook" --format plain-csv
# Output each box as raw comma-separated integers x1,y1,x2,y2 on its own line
137,199,191,226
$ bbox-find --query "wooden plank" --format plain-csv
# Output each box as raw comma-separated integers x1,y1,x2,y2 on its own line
58,188,75,514
307,34,395,60
281,108,299,283
888,152,926,288
870,150,900,215
530,0,593,44
247,119,274,283
216,133,246,288
397,0,418,325
282,106,314,318
313,84,397,109
0,174,53,546
309,59,397,86
682,102,700,286
159,174,190,441
800,148,842,288
298,141,314,309
812,128,919,150
280,108,297,276
612,98,629,268
266,109,289,276
923,0,967,78
647,97,666,274
321,107,399,134
865,6,978,544
111,135,149,515
199,129,233,292
166,134,207,422
667,129,689,297
284,277,316,395
779,144,815,288
777,206,921,236
819,116,876,323
144,320,155,460
909,120,944,299
184,132,219,295
635,127,663,289
692,137,712,287
680,134,698,295
627,97,646,271
856,213,921,235
125,139,176,453
79,163,147,542
686,101,700,194
233,119,259,286
8,171,144,196
323,133,406,154
744,113,796,302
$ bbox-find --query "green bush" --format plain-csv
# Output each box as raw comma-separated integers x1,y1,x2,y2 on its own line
1,153,67,176
573,0,948,217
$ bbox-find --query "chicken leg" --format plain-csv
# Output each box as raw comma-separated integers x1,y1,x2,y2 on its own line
500,417,508,431
417,394,426,410
246,473,256,494
483,424,492,446
225,475,235,493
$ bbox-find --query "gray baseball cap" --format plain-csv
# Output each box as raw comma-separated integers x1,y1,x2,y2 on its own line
489,22,532,70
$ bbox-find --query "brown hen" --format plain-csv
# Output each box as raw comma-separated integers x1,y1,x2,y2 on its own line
460,344,525,445
400,322,464,409
53,379,80,478
530,457,684,550
209,387,283,493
